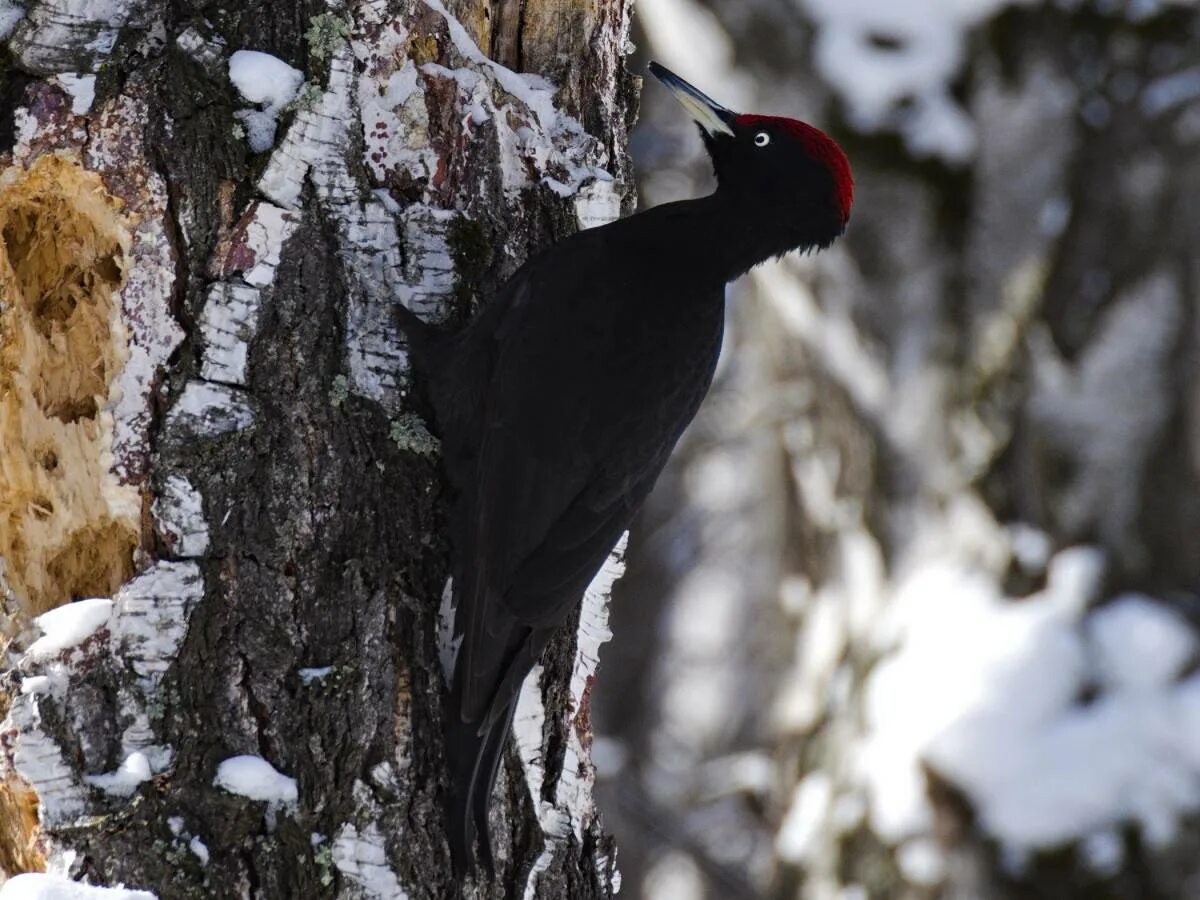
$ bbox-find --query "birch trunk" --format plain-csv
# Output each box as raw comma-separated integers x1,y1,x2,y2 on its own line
0,1,635,897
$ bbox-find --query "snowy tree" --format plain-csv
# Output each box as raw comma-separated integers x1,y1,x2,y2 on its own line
0,0,634,896
599,0,1200,898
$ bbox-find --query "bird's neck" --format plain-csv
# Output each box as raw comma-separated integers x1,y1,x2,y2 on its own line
646,191,797,284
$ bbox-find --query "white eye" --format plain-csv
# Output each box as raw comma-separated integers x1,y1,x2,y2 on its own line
754,131,770,147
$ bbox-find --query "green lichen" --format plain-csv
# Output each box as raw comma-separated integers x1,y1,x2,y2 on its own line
314,842,335,886
306,13,352,62
231,121,246,141
329,374,349,408
285,82,322,114
389,414,439,457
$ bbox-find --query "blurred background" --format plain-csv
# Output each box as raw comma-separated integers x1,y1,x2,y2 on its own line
591,0,1200,898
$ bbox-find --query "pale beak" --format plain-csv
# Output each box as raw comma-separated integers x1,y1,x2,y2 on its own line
648,61,736,138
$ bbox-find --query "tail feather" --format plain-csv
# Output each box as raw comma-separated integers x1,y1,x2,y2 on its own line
444,697,519,878
445,711,485,878
472,702,518,876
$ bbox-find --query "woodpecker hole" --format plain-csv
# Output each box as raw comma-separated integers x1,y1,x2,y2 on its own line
0,154,139,618
0,772,44,878
0,689,45,877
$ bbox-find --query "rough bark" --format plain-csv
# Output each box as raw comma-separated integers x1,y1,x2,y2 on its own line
0,0,636,897
600,1,1200,899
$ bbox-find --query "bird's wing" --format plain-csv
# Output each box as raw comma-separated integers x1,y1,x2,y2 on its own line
452,241,618,724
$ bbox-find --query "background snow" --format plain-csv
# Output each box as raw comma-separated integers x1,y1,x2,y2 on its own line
801,0,1034,160
863,548,1200,849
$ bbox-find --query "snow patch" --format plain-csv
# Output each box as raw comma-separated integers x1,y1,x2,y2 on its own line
20,676,52,696
229,50,304,153
861,548,1103,841
0,875,157,900
896,837,945,886
84,752,152,798
229,50,303,109
213,755,298,805
27,599,113,661
188,836,210,866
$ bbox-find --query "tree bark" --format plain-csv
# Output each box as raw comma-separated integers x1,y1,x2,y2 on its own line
0,1,636,897
601,2,1200,899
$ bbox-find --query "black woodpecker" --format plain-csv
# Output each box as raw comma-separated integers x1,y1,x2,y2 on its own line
395,61,854,878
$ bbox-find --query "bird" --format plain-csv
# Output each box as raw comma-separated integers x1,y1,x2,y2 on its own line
395,61,853,879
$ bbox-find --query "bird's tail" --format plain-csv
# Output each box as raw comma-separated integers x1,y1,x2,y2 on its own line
444,695,518,879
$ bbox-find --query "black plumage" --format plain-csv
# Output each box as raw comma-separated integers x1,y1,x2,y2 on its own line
395,62,854,878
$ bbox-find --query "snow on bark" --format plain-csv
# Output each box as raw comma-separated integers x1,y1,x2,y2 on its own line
248,0,625,406
0,873,158,899
0,47,194,879
213,755,299,807
3,561,204,828
228,50,305,153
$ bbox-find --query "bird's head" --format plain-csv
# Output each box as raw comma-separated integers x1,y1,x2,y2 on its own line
649,62,853,253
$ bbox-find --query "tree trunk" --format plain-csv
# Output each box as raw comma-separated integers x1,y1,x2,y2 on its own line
601,2,1200,899
0,1,635,897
